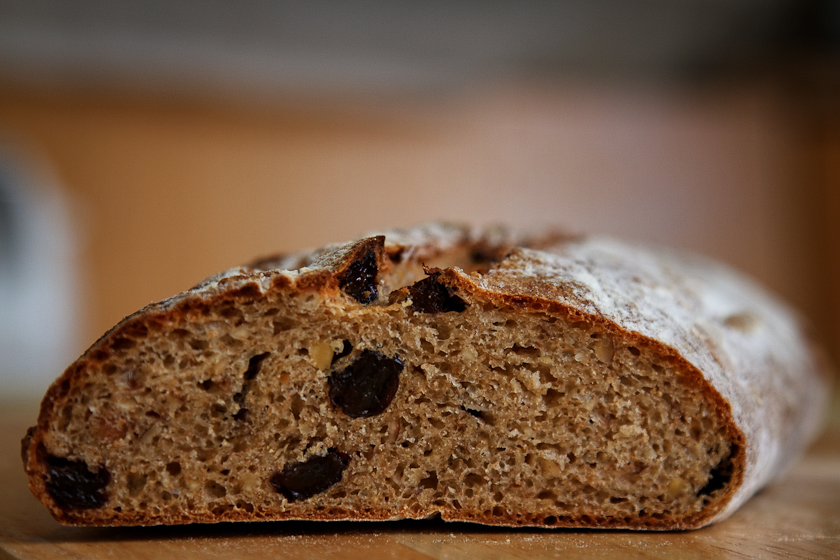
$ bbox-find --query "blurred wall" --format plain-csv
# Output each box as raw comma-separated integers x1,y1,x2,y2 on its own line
0,80,833,364
0,0,838,397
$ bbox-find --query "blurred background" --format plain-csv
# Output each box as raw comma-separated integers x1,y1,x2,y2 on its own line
0,0,838,400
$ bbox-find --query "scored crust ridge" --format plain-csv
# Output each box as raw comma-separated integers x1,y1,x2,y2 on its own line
22,222,829,530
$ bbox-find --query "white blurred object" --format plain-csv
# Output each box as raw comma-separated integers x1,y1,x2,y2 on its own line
0,146,82,398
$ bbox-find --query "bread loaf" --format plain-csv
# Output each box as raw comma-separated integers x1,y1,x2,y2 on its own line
21,223,829,529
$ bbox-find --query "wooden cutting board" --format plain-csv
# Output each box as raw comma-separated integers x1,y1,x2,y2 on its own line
2,399,839,559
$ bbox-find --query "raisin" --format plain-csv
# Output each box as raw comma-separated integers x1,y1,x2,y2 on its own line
408,273,467,313
329,350,403,417
270,449,350,501
337,249,379,304
243,352,269,381
697,448,735,497
44,454,110,510
233,352,270,422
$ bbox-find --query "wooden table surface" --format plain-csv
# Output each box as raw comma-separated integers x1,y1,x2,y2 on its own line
2,399,839,560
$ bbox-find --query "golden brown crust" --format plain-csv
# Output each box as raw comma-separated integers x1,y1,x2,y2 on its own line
22,223,827,530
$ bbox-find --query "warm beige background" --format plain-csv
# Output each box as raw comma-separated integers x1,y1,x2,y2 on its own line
0,78,837,371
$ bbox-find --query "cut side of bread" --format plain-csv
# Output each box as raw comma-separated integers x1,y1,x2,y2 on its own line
22,223,829,529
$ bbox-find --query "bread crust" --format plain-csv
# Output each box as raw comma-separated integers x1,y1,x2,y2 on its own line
22,223,829,529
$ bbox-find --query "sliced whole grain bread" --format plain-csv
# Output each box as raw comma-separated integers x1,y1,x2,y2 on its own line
21,223,830,529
